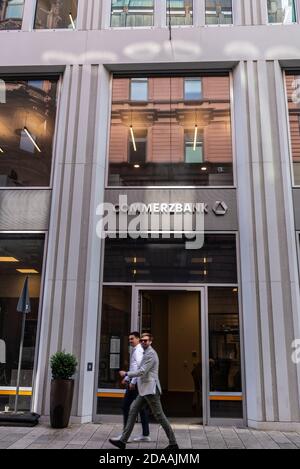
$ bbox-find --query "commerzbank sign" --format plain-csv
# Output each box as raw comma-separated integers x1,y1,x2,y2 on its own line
115,201,229,216
96,196,229,250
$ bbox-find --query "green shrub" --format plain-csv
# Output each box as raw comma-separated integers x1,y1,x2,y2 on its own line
50,351,78,380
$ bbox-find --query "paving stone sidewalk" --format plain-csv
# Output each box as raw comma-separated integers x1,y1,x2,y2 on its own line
0,422,300,449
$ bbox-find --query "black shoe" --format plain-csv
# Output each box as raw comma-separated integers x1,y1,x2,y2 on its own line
109,438,126,450
164,444,179,451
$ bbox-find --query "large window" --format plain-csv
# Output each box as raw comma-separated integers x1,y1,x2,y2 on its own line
0,78,58,187
184,78,202,101
0,234,45,412
34,0,78,29
0,0,24,30
167,0,193,26
285,72,300,185
111,0,154,27
104,235,238,284
208,287,243,419
130,78,148,101
267,0,296,24
205,0,233,25
108,75,233,186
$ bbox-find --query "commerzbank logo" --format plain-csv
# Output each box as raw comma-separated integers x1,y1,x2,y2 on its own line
96,195,229,250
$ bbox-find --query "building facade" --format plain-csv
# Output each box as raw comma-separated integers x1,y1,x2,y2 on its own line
0,0,300,431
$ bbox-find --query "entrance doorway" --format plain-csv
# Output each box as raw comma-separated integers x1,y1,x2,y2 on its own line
139,289,204,420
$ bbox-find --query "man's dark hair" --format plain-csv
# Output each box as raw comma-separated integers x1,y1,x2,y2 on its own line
129,331,140,339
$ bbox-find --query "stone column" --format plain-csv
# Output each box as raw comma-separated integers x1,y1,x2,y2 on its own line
234,60,300,430
33,64,110,423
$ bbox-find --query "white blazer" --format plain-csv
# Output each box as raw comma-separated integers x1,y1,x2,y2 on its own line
127,346,162,397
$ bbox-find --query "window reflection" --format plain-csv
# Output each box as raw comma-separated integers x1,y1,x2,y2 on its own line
0,0,24,30
104,235,238,284
0,78,58,187
267,0,296,24
205,0,233,25
109,75,233,186
97,286,131,414
0,234,45,412
285,72,300,185
208,287,243,419
167,0,193,26
34,0,78,30
111,0,154,27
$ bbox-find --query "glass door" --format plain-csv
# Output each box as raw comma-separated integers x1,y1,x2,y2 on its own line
136,287,207,423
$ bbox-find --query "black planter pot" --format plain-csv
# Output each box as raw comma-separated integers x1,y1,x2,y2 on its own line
50,379,74,429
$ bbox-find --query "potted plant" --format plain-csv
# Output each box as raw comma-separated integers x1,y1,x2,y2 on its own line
50,351,78,429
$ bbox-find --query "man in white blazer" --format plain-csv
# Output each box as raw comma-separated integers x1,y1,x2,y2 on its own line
109,333,179,450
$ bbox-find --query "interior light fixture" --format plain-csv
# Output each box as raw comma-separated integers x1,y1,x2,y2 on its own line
130,126,137,152
201,166,207,171
0,257,19,263
193,125,198,151
0,147,4,154
69,13,76,30
17,269,39,274
23,127,42,153
134,164,140,169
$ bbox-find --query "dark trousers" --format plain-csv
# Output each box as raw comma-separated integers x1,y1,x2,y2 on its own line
122,388,150,437
121,389,177,445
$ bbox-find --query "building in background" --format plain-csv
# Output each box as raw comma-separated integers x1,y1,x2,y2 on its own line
0,0,300,431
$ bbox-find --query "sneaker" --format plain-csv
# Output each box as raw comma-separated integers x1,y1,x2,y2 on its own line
109,438,126,450
133,435,151,442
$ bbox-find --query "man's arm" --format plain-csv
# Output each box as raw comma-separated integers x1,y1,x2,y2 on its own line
127,352,153,379
130,346,144,385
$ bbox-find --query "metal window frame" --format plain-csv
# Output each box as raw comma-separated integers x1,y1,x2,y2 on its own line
0,230,48,412
105,71,237,190
0,72,63,191
93,231,246,426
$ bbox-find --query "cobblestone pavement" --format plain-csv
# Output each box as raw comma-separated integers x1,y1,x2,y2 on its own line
0,421,300,449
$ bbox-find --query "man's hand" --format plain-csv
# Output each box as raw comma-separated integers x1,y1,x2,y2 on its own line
119,371,126,378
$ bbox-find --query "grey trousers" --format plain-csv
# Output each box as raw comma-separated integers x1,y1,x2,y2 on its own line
121,390,177,446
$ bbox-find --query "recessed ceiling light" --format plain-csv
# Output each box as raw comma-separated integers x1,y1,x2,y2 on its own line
0,147,4,154
17,269,39,274
201,167,207,171
134,164,140,169
0,257,19,263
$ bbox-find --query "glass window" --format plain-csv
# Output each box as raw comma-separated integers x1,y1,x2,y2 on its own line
208,287,243,419
167,0,193,26
34,0,78,29
0,234,45,412
130,78,148,101
0,78,58,187
267,0,296,23
185,129,204,163
285,72,300,184
129,128,147,164
0,0,24,30
205,0,233,25
104,235,238,284
111,0,154,27
108,75,233,186
184,79,202,101
97,286,131,414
